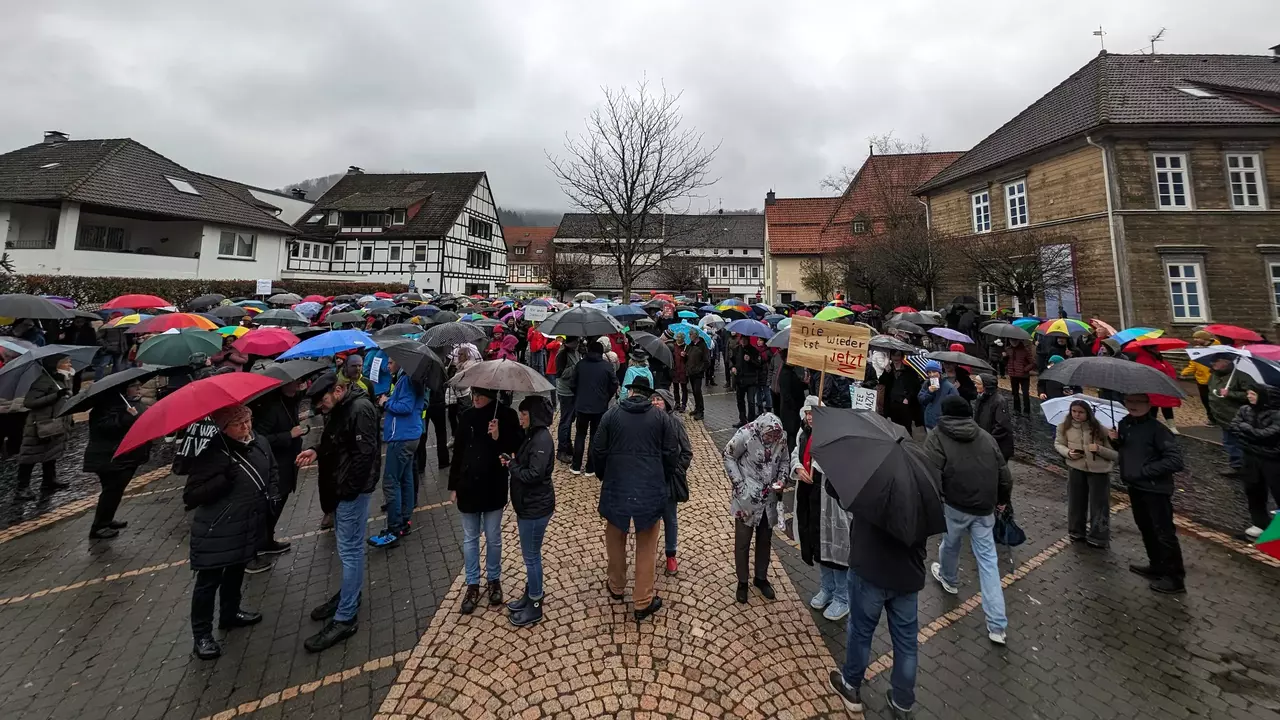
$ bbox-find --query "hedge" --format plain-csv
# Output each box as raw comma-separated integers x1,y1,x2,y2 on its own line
5,274,410,308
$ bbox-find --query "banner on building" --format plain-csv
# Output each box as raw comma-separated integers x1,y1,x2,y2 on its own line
786,317,871,380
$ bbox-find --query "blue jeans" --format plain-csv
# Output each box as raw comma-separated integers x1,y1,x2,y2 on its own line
381,439,418,532
556,397,575,452
517,514,552,599
937,504,1007,634
461,509,504,585
1223,428,1245,469
663,501,678,558
334,493,372,622
843,570,918,710
820,564,848,605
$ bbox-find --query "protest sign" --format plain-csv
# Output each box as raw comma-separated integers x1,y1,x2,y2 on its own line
786,316,871,381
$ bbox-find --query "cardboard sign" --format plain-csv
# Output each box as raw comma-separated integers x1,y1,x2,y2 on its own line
255,279,273,296
524,305,548,322
851,386,878,410
787,316,871,380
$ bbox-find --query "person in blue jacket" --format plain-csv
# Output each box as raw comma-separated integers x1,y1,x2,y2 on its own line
917,359,958,430
618,349,655,402
363,348,393,398
369,360,426,547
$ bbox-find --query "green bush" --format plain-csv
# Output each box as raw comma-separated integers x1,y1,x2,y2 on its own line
12,274,410,308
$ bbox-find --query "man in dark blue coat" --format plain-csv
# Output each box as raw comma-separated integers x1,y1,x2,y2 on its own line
592,376,680,621
569,340,618,475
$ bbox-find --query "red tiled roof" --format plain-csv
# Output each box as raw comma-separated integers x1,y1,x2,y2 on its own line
765,197,840,254
504,226,557,262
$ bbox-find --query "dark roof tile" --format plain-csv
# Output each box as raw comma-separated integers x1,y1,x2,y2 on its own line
297,172,484,239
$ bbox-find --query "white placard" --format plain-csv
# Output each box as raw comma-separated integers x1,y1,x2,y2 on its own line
850,386,878,411
368,355,383,382
525,305,549,322
255,279,273,296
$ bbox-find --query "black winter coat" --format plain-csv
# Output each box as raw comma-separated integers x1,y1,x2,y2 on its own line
20,372,70,465
1114,413,1183,494
449,402,521,513
593,395,679,531
778,363,808,449
82,396,151,474
184,434,278,571
316,387,381,502
252,391,303,495
509,402,556,520
973,389,1014,460
879,365,922,428
684,339,709,376
922,417,1012,516
571,354,617,415
733,342,762,386
1233,401,1280,460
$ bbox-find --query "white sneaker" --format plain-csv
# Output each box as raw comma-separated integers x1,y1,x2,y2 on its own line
823,600,850,622
989,631,1007,646
1246,525,1264,539
569,468,582,476
809,589,832,610
931,562,958,595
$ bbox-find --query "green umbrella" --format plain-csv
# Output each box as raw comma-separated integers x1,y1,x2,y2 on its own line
814,306,853,322
137,329,222,366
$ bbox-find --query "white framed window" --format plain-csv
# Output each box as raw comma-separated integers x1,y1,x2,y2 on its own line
1153,153,1190,209
290,243,299,257
978,283,998,315
1270,263,1280,320
327,211,339,226
302,243,310,258
390,246,402,262
322,245,330,260
971,191,991,233
514,246,527,255
752,266,760,279
707,267,716,278
393,209,407,225
1005,181,1028,228
361,245,372,261
852,221,867,234
218,231,255,259
1165,259,1207,321
166,177,200,196
466,248,492,269
468,217,493,240
738,266,746,278
1227,154,1266,210
1012,296,1037,318
76,224,127,252
414,245,426,262
333,246,345,261
720,266,729,277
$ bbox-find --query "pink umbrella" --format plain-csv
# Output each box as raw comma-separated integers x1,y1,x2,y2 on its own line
1247,344,1280,361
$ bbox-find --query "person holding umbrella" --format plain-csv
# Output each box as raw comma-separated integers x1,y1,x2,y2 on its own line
668,333,688,413
1180,330,1219,417
1207,356,1255,477
369,358,426,548
1004,339,1035,415
553,337,581,463
14,354,74,501
791,396,852,622
184,404,276,661
724,412,789,604
249,374,310,565
296,372,381,652
502,396,556,627
82,373,153,538
877,350,922,437
730,333,762,428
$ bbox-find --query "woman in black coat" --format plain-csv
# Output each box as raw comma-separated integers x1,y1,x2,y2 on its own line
15,355,73,501
503,395,557,627
250,381,306,555
1231,385,1280,536
184,403,278,661
83,378,152,539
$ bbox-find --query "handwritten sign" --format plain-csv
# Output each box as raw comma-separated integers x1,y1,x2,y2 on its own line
786,316,871,380
255,279,273,296
524,305,548,322
851,386,878,410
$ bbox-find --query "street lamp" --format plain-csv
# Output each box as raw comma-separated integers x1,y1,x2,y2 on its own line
408,262,417,291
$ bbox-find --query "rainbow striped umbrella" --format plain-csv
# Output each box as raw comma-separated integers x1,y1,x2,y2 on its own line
215,326,249,338
1036,318,1092,337
105,313,153,328
1011,317,1041,332
1256,513,1280,560
1111,327,1164,346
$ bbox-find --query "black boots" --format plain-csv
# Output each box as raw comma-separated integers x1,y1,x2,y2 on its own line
304,619,357,653
486,580,503,607
461,585,481,614
736,582,749,604
219,610,263,629
193,636,221,661
509,593,543,628
754,578,776,600
635,596,662,622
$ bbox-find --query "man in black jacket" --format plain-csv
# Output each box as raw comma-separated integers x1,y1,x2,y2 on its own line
247,380,306,573
731,333,762,427
569,340,618,475
878,351,921,436
1110,394,1186,594
296,372,381,651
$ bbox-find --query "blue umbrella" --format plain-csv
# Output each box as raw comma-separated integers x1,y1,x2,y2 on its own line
366,299,395,310
277,329,376,360
527,299,552,307
294,301,323,319
678,310,698,319
699,305,717,313
412,305,439,317
608,305,648,322
669,321,714,349
751,303,772,318
727,319,775,339
763,313,786,329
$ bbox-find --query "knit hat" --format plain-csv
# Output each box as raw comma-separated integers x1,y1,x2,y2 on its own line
923,359,942,373
210,404,252,431
949,342,965,352
941,395,971,418
1048,354,1065,364
1193,330,1214,342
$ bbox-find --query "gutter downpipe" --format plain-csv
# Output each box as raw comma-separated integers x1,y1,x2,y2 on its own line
917,196,935,309
1086,134,1129,327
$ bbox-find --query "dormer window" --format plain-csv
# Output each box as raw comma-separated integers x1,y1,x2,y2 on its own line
514,246,527,255
393,209,406,225
307,213,323,224
852,220,867,234
327,211,339,226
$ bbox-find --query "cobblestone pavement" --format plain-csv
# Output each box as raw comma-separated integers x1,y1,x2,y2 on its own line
3,386,1280,719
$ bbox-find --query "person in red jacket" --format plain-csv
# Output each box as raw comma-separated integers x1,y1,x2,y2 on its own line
543,336,562,411
527,324,548,374
1126,347,1181,434
1004,340,1035,415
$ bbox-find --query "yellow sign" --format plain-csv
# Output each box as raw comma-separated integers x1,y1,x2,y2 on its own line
787,316,871,380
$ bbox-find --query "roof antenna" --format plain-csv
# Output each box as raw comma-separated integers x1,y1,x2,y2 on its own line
1149,27,1166,55
1093,25,1107,51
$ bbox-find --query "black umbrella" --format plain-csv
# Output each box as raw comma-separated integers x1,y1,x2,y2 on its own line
869,335,919,353
255,309,309,327
433,310,460,324
212,305,248,320
0,294,71,320
0,344,99,400
188,294,226,311
1039,356,1186,397
885,319,924,335
255,359,331,384
326,311,362,326
57,365,166,416
375,323,426,339
537,306,623,338
925,350,995,373
979,322,1031,342
421,322,487,350
809,407,945,546
377,339,446,392
948,296,980,311
449,359,555,393
720,308,747,321
893,311,941,327
291,326,328,341
268,292,302,305
628,332,674,367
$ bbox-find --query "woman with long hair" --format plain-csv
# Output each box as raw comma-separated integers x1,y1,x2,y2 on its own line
1054,400,1117,548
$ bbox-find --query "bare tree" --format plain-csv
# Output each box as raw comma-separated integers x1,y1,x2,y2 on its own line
956,229,1076,311
655,254,704,294
820,132,932,194
548,80,720,298
799,257,842,301
540,251,594,301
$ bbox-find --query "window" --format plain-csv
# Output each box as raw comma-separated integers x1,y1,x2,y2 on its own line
467,248,492,269
514,246,527,255
390,246,401,261
1153,154,1190,209
1177,86,1215,98
1166,260,1207,321
166,177,200,196
1227,154,1265,209
720,266,729,277
322,245,330,260
738,266,746,278
307,214,323,224
290,243,299,257
707,267,716,278
334,246,345,261
414,245,426,262
1270,263,1280,319
302,244,311,258
741,248,749,255
468,217,493,240
978,283,998,314
852,221,867,234
752,266,760,279
1005,181,1028,228
327,211,339,226
393,209,406,225
40,162,59,169
218,231,255,259
76,224,127,251
361,246,373,261
971,191,991,233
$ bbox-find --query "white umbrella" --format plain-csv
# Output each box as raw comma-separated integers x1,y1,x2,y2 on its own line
699,314,725,328
1187,345,1268,385
573,291,596,302
1040,393,1129,429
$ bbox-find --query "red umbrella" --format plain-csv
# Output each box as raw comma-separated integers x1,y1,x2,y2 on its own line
234,327,300,355
1204,324,1263,343
1127,337,1188,353
849,304,869,312
652,293,675,302
302,294,327,304
374,292,394,299
892,306,918,314
114,373,281,457
126,313,219,334
103,293,171,309
794,310,813,318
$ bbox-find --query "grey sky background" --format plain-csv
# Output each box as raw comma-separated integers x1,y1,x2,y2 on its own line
2,1,1276,212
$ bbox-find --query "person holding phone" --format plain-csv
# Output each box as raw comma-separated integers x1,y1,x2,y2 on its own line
247,378,308,571
1054,400,1117,548
502,396,556,627
916,360,957,431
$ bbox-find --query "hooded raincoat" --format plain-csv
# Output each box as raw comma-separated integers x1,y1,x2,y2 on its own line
724,412,789,527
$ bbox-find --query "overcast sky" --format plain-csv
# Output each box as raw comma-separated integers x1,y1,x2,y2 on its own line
2,1,1276,212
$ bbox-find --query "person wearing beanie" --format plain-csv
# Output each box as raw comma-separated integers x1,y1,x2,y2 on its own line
923,393,1013,646
184,403,277,660
651,389,693,576
1181,330,1219,417
917,359,958,430
569,340,619,475
618,348,654,402
503,396,557,627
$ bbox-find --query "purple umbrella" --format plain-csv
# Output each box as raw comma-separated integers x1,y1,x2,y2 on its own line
928,327,974,344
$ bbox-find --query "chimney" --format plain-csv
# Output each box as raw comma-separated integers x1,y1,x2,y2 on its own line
1272,43,1280,57
43,130,68,144
765,190,776,206
347,165,364,175
289,188,307,200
